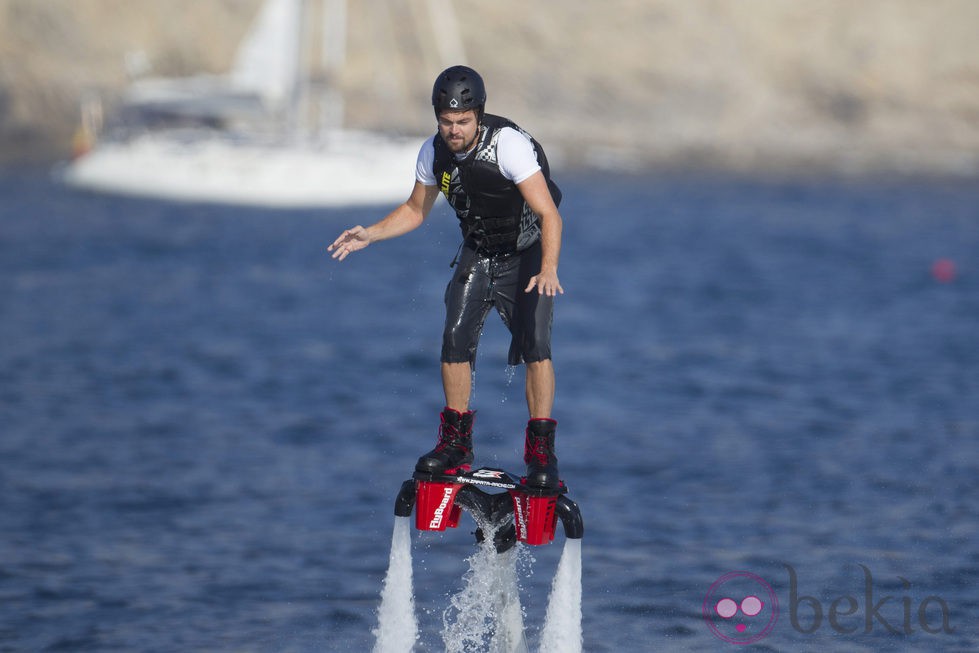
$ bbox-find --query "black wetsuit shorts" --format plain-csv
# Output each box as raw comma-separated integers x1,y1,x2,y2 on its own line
441,240,553,366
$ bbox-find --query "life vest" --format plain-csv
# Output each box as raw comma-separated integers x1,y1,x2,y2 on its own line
432,114,561,255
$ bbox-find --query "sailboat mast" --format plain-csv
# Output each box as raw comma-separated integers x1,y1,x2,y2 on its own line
321,0,347,133
289,0,311,137
425,0,466,67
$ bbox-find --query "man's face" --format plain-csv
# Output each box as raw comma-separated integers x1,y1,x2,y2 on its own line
437,109,479,153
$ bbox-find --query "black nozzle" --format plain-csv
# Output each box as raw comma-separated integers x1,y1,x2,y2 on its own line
556,495,584,539
394,479,416,517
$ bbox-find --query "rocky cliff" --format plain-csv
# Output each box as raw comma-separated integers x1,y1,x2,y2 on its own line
2,0,978,176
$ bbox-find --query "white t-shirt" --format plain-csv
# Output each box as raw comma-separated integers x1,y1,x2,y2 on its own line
415,127,541,187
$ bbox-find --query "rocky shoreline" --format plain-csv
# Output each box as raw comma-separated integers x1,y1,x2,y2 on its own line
2,0,977,177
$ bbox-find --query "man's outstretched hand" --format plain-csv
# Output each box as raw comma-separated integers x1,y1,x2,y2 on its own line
328,226,370,261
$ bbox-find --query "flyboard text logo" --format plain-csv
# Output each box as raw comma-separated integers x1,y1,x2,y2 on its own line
428,487,456,529
512,496,528,541
704,564,954,645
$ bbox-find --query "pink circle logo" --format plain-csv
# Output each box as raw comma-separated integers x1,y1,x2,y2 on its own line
703,571,779,644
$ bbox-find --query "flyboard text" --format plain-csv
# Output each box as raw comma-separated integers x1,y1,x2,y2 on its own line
429,486,456,529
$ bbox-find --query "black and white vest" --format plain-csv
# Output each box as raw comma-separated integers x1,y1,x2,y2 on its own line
432,114,561,255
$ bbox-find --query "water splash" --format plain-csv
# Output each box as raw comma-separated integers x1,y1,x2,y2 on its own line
538,539,583,653
469,364,479,404
441,518,529,653
501,365,518,404
374,513,581,653
372,516,418,653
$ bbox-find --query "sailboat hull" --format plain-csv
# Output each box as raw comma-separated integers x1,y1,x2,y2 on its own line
62,130,423,208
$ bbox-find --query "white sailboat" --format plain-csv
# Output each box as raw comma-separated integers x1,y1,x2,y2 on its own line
61,0,456,208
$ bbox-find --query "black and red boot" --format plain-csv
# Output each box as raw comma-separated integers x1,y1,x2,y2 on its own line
416,407,475,474
524,418,560,490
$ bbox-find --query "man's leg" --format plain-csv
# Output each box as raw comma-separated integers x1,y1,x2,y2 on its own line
442,361,473,412
524,358,559,488
416,362,475,474
501,246,560,488
419,247,490,474
525,359,555,419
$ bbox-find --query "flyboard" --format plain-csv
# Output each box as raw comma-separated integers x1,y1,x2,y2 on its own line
374,466,584,653
396,467,583,549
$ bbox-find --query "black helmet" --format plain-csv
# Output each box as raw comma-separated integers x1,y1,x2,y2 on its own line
432,65,486,114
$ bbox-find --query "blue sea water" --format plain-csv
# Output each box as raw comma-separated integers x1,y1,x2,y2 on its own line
1,169,977,652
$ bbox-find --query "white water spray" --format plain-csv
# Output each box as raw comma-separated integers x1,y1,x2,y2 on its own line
442,519,529,653
501,365,518,404
373,500,583,652
538,538,583,653
372,516,418,653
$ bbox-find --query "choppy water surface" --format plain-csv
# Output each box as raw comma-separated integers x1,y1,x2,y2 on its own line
1,170,977,651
